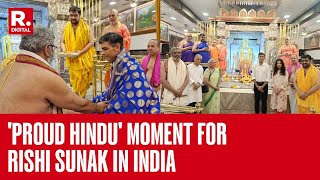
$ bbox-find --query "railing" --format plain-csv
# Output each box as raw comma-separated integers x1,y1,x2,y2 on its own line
92,55,112,97
161,103,203,114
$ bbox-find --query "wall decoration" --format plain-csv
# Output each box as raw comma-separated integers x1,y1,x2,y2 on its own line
239,9,247,17
257,9,266,17
304,32,320,49
160,22,169,42
230,9,238,17
119,11,134,33
248,9,256,18
136,2,156,31
169,34,183,48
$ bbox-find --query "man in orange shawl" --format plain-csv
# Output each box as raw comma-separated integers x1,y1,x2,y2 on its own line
294,54,320,114
61,6,95,98
102,9,132,88
278,37,298,68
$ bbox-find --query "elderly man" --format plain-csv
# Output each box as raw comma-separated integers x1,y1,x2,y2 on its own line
187,54,204,107
161,47,189,106
140,39,160,92
294,54,320,113
61,6,95,98
92,32,160,114
0,27,107,113
102,9,131,52
252,52,271,114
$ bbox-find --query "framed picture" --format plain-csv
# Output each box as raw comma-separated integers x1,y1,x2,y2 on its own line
119,13,126,25
126,11,134,33
136,2,156,31
160,22,169,42
119,11,134,33
304,32,320,49
169,34,184,48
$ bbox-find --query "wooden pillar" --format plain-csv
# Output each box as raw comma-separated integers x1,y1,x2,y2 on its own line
156,0,160,41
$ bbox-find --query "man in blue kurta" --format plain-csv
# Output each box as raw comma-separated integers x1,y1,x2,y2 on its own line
92,32,160,114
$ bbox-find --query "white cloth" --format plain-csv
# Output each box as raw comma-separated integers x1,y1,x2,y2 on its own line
289,86,298,113
187,63,203,104
19,50,51,66
252,62,271,82
162,58,188,106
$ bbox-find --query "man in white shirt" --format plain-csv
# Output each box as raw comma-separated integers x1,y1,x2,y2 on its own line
252,52,271,114
187,54,204,107
161,47,189,106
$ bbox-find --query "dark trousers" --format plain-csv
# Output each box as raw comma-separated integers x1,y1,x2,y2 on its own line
254,82,268,114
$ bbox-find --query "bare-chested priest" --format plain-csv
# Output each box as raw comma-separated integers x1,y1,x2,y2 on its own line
140,39,160,92
0,27,107,114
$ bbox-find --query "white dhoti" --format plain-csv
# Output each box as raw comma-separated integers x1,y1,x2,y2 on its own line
289,86,298,114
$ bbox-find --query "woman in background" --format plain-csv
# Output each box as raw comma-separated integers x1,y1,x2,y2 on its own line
203,59,221,114
270,59,288,113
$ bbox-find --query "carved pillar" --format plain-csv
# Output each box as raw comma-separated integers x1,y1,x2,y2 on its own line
48,0,70,75
265,23,279,65
216,22,226,38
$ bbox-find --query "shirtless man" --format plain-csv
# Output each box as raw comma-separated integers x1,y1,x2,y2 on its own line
0,27,107,114
140,39,160,92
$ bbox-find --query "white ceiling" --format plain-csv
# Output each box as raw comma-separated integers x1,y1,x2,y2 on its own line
276,0,319,22
160,1,198,34
300,14,320,35
160,0,320,35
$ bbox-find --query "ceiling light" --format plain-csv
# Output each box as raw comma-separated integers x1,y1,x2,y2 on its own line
130,2,137,7
301,29,307,36
184,29,188,33
170,17,176,20
109,1,116,5
192,28,196,31
284,15,290,19
203,13,209,16
316,20,320,23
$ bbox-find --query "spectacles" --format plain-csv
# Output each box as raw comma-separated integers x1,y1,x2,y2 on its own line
48,44,57,49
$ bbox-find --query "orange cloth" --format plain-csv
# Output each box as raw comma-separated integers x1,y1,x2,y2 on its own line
217,44,227,71
278,45,298,68
104,66,111,89
103,23,131,88
210,46,220,68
